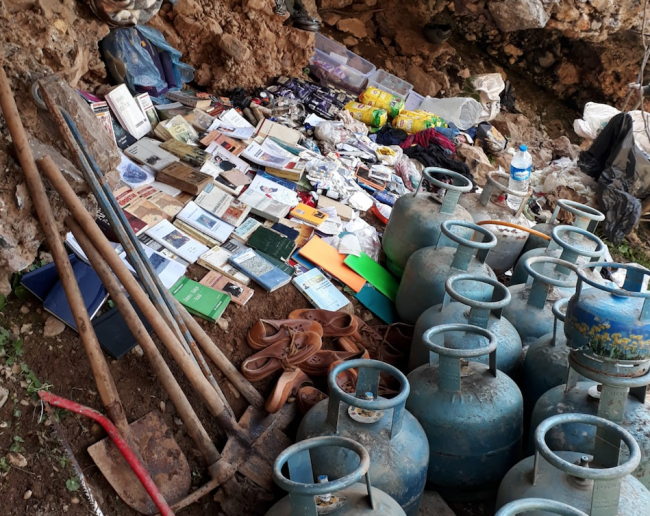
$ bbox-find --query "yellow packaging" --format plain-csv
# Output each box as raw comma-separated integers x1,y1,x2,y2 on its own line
392,109,447,134
359,87,405,118
345,101,388,128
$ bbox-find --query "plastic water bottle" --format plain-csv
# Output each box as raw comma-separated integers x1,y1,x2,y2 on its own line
507,144,532,210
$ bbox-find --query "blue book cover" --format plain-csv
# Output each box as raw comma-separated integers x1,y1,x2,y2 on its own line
228,249,291,292
292,268,349,311
257,170,298,191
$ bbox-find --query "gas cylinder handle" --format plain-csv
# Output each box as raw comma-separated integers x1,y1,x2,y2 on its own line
437,220,497,268
442,273,511,324
422,324,498,392
273,436,376,514
549,226,606,272
567,352,650,389
479,171,532,218
533,413,641,481
551,298,568,347
326,359,409,440
420,168,472,215
550,200,605,233
496,499,588,516
523,256,577,310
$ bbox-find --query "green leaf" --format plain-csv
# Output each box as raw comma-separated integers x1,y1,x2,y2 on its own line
13,409,21,418
0,295,5,311
13,339,23,357
65,477,80,492
13,435,24,443
0,457,10,472
13,285,29,301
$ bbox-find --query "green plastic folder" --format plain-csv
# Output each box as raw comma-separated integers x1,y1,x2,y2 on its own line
344,253,399,301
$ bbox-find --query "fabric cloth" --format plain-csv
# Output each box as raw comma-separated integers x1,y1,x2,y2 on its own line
403,143,474,186
399,128,456,153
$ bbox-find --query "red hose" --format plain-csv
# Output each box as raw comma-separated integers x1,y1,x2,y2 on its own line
39,391,175,516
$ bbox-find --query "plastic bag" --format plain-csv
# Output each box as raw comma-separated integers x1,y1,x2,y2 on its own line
314,121,348,145
578,113,650,243
359,87,405,119
464,73,505,123
392,109,446,134
376,145,403,166
394,156,422,191
573,102,620,140
419,97,482,130
475,122,507,154
344,102,388,128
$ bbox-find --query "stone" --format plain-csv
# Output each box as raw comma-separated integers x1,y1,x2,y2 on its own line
173,0,202,17
551,136,579,160
0,387,8,409
319,0,353,8
575,13,590,32
458,68,471,79
246,0,268,12
336,18,367,39
557,62,579,85
343,36,359,47
407,66,442,97
321,12,341,26
504,44,523,58
538,51,555,68
217,319,229,332
488,0,550,32
456,144,495,186
23,490,32,500
20,323,31,334
219,34,251,63
7,452,27,468
43,317,65,338
20,305,30,314
589,0,611,13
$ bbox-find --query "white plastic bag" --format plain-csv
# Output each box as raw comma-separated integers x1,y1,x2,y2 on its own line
419,97,483,130
468,74,505,123
573,102,620,140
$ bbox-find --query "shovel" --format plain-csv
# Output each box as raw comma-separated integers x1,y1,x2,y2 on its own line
0,66,190,514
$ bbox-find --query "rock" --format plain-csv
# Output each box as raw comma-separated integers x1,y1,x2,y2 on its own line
321,12,341,26
7,452,27,468
557,62,579,85
343,36,359,47
320,0,353,9
458,68,471,79
217,319,229,332
488,0,550,32
23,490,32,500
336,18,367,39
160,401,166,413
20,323,32,334
0,387,8,409
504,44,523,58
130,345,144,358
407,66,441,97
219,34,251,63
246,0,268,12
456,144,495,186
71,496,80,505
551,136,579,160
12,363,22,376
538,51,555,68
361,311,373,322
43,317,65,338
173,0,202,17
20,305,30,314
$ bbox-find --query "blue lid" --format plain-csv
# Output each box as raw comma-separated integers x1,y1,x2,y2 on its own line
519,145,528,152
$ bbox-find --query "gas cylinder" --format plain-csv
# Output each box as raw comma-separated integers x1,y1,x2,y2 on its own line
382,168,473,277
511,226,607,286
503,256,577,347
529,356,650,488
296,360,428,516
565,262,650,369
407,324,523,499
458,170,532,274
519,199,605,256
496,499,588,516
496,413,650,516
396,220,497,325
265,435,406,516
409,274,522,375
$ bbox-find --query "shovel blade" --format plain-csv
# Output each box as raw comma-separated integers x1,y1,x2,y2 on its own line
88,411,191,515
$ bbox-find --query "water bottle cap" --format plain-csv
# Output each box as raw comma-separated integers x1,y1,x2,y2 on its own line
519,145,528,152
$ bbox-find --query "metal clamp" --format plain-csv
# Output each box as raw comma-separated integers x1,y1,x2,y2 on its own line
273,436,375,515
523,256,577,310
437,220,497,268
442,273,511,325
422,324,498,391
550,200,605,234
496,499,588,516
479,171,532,218
419,168,472,215
326,359,409,440
551,298,568,347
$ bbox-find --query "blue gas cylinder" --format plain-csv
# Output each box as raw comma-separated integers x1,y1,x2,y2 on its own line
496,413,650,516
265,436,406,516
511,226,607,286
296,360,428,516
407,324,523,499
565,263,650,367
504,256,578,347
382,168,473,278
409,274,522,376
496,499,588,516
396,220,498,325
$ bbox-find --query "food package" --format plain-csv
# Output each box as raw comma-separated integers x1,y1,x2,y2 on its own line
344,102,388,128
392,109,446,134
359,87,405,118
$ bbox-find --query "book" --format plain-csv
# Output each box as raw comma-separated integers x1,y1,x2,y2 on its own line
90,102,117,143
271,222,299,241
254,119,302,146
290,203,329,226
241,141,300,171
211,170,250,196
134,185,185,218
257,170,298,191
355,164,386,191
155,115,200,144
198,246,251,285
317,196,353,221
173,219,221,248
117,154,155,189
124,197,169,227
228,249,292,292
354,284,398,325
96,208,148,242
190,109,215,132
220,108,255,129
111,117,137,150
135,93,159,133
125,138,180,172
232,218,262,243
256,250,295,276
201,131,245,155
200,271,253,306
105,84,152,140
195,183,251,227
265,163,305,182
344,253,399,302
151,181,182,197
93,300,153,359
138,233,189,266
157,162,212,195
160,139,209,167
171,277,230,323
145,220,209,264
121,246,187,289
236,174,297,223
165,90,212,109
247,226,296,262
292,268,350,311
155,103,194,120
299,236,366,292
206,120,255,140
176,201,235,243
205,144,250,174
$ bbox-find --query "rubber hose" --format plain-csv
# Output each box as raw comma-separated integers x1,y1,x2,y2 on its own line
475,220,552,240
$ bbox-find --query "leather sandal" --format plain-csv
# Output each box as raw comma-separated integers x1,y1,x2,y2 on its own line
338,316,384,358
300,350,358,376
375,323,414,365
241,331,322,382
288,309,358,337
328,360,358,394
265,368,311,414
248,319,323,350
297,386,327,415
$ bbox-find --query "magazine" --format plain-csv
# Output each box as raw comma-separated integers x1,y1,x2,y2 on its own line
145,220,209,264
176,201,235,243
237,174,298,222
241,142,296,170
206,120,255,141
205,144,250,175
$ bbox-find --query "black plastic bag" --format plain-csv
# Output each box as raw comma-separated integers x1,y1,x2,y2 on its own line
578,113,650,244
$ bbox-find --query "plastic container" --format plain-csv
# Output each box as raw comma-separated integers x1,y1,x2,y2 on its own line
367,70,413,100
404,91,424,112
309,34,376,95
507,145,532,210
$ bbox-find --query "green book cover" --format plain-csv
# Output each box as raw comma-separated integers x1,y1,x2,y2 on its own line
344,252,399,302
171,277,231,322
247,227,296,262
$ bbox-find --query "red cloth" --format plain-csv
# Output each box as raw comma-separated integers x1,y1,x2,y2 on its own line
399,128,455,153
